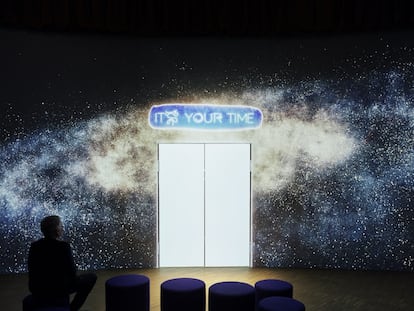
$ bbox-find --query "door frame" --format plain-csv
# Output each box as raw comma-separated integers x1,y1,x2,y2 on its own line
156,142,253,267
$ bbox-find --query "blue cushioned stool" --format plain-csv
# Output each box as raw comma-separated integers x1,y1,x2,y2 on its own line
106,274,150,311
255,279,293,308
209,281,255,311
258,296,305,311
161,277,205,311
23,294,70,311
34,308,70,311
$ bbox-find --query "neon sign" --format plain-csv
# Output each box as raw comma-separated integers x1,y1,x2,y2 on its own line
149,104,263,130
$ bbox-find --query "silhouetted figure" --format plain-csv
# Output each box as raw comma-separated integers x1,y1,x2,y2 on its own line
28,215,97,311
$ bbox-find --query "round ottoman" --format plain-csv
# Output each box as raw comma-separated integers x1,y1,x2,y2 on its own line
161,277,205,311
105,274,150,311
255,279,293,307
258,296,305,311
208,281,255,311
35,308,70,311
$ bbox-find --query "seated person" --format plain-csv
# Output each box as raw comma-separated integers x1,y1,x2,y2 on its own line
28,215,97,311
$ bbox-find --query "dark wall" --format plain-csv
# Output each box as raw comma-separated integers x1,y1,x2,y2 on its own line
1,0,414,36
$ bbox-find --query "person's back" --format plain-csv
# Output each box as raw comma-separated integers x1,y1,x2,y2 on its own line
28,237,76,297
28,215,96,311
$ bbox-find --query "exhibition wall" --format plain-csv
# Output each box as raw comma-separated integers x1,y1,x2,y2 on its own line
0,29,413,273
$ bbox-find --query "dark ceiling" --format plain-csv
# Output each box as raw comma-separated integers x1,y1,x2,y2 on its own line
1,0,414,36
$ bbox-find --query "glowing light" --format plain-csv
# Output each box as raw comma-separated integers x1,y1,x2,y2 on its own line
149,104,263,130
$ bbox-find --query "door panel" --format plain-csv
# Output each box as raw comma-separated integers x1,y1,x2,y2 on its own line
205,144,251,266
158,143,251,267
158,144,205,267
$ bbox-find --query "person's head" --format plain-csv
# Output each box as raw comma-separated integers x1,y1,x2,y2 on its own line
40,215,63,239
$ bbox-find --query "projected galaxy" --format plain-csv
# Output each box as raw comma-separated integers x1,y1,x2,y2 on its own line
0,30,413,273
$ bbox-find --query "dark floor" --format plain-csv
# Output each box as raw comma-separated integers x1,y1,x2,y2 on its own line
1,267,413,311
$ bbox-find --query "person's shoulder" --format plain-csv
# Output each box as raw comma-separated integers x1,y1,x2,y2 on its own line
55,239,69,244
31,238,70,248
30,238,45,247
54,239,72,251
58,240,71,248
52,239,70,247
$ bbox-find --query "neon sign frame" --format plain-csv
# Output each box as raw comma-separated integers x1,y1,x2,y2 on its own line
149,104,263,131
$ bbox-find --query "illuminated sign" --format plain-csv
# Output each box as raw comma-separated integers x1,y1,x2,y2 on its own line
149,104,263,130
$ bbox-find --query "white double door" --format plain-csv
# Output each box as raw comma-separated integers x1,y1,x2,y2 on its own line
158,143,251,267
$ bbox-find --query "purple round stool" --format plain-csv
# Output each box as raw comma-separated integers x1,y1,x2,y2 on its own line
105,274,150,311
255,279,293,308
34,308,70,311
161,278,205,311
258,296,305,311
208,281,255,311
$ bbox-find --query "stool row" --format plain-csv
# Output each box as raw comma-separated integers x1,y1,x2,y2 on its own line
106,274,305,311
23,274,305,311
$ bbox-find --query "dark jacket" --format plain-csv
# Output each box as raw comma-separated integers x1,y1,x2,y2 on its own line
28,238,77,297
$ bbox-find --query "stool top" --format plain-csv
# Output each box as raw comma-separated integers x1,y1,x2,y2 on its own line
35,308,70,311
106,274,149,287
209,281,254,296
258,296,305,311
255,279,293,289
161,277,205,292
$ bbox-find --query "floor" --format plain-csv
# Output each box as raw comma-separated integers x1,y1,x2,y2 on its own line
1,267,413,311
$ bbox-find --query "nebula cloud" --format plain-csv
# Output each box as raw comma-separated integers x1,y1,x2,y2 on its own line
0,33,413,273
